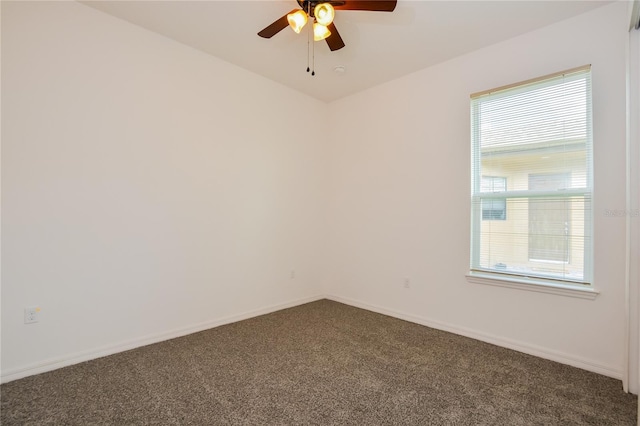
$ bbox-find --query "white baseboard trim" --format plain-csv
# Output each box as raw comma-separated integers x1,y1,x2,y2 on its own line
326,294,623,381
0,294,325,384
3,293,622,384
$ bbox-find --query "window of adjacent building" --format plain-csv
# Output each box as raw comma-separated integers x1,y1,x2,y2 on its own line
481,176,507,220
470,66,592,286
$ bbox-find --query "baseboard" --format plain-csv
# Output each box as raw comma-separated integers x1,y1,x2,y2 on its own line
0,294,325,384
4,293,622,384
326,294,623,381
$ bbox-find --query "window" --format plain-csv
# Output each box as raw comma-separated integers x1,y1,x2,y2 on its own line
470,66,592,287
481,176,507,220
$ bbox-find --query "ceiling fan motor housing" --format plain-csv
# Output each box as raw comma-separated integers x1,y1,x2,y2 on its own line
296,0,345,18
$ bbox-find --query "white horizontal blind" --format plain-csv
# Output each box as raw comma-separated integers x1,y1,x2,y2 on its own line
470,66,592,285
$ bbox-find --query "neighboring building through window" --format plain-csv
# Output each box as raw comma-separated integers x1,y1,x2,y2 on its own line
470,66,592,286
528,173,571,263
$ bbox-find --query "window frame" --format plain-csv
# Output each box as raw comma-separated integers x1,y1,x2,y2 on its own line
467,65,597,298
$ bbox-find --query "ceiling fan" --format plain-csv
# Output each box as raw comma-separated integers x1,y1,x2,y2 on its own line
258,1,397,52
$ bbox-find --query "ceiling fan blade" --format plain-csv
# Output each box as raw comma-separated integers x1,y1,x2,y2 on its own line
333,1,397,12
258,9,299,38
325,22,345,51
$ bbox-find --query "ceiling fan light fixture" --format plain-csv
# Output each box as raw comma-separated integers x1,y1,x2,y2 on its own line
314,3,335,26
287,10,308,34
313,22,331,41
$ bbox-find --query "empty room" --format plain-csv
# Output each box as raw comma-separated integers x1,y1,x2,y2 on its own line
2,0,640,424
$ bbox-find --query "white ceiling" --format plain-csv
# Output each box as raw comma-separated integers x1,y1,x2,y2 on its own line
82,0,611,102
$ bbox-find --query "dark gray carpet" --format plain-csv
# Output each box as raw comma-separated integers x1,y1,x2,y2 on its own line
1,299,636,425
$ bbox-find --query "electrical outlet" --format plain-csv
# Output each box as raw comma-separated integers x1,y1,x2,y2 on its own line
404,278,411,289
290,270,295,279
24,306,41,324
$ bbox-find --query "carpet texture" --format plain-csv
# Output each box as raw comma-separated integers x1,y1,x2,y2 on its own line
1,299,636,425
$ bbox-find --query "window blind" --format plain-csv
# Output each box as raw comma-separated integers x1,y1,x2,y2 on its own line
470,66,592,285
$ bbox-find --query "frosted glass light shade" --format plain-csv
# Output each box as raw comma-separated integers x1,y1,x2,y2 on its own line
313,23,331,41
287,10,308,33
314,3,335,26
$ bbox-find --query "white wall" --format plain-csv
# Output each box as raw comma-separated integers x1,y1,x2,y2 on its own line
1,1,327,381
325,2,629,380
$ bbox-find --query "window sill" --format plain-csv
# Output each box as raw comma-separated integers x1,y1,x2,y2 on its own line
466,272,599,300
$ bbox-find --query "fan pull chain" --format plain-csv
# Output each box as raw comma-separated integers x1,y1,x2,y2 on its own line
312,35,315,76
307,3,312,74
306,17,310,73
